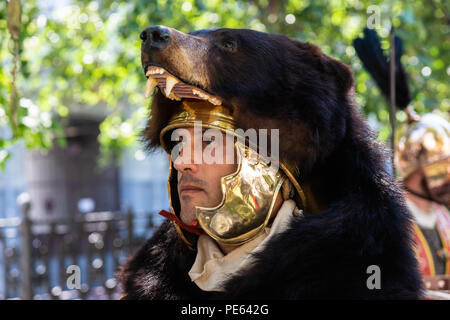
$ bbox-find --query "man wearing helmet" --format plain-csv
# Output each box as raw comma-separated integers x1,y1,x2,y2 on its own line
117,26,422,299
159,101,304,291
395,113,450,276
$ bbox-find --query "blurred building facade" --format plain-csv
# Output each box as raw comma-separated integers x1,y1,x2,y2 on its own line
0,128,169,220
0,120,169,299
0,142,26,218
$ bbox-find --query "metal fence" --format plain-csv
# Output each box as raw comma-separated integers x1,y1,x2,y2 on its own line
0,195,160,300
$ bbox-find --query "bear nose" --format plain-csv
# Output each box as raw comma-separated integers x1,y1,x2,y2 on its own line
140,25,171,50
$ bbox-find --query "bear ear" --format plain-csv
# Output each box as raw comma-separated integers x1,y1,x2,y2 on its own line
322,55,354,94
293,41,354,94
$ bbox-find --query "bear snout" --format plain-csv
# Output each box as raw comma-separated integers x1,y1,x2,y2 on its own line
140,25,171,50
140,25,212,94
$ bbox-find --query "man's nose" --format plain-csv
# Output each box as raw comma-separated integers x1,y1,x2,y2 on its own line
140,25,171,50
173,145,200,173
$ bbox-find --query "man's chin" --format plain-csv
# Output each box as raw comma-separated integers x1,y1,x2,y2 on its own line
180,206,199,226
179,197,220,225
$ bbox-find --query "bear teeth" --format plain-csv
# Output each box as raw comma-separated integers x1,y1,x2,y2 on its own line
146,67,164,75
145,77,158,98
192,89,221,105
165,75,179,97
208,97,221,105
144,66,222,105
192,89,208,99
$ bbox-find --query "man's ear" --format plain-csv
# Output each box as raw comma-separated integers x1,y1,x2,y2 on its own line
322,56,354,94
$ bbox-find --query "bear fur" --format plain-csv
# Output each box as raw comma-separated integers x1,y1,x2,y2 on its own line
117,27,423,299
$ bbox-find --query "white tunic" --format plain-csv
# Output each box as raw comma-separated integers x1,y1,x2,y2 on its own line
188,199,301,292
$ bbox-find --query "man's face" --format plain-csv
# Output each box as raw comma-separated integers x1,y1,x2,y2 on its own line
173,127,238,225
405,160,450,207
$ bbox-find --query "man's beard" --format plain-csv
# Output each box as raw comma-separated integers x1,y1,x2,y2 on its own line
177,173,223,224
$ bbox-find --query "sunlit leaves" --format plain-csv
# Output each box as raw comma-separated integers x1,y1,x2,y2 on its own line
0,0,448,167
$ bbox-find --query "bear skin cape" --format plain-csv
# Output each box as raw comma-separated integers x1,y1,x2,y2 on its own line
118,29,423,299
117,103,423,299
118,194,423,299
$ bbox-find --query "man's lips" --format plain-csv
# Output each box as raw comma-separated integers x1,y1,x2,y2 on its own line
179,184,204,194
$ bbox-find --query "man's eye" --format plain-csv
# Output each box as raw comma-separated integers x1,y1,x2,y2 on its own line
169,138,185,154
172,139,184,147
203,139,214,146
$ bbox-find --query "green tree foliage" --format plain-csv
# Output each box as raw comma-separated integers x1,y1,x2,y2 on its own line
0,0,448,168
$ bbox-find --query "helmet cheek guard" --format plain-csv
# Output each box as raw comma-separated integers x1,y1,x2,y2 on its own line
195,140,285,245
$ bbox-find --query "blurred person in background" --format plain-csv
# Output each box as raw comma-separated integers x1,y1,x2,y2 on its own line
395,112,450,276
354,27,450,278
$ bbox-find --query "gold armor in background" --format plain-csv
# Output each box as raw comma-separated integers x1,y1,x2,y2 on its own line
395,113,450,207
